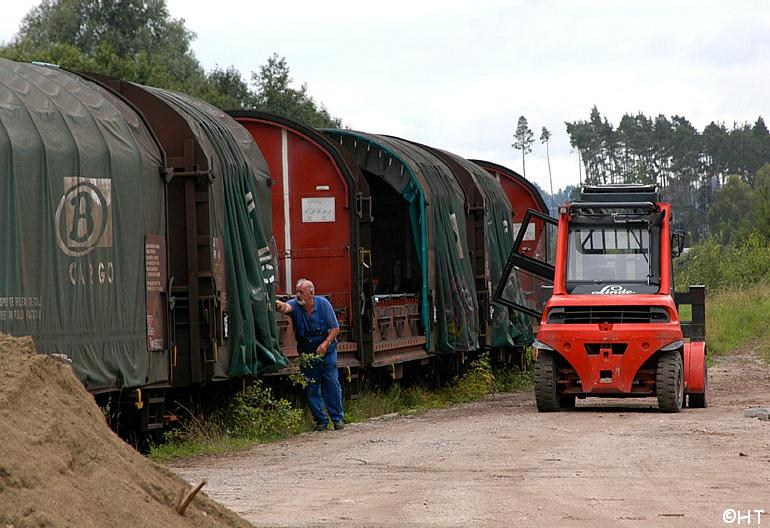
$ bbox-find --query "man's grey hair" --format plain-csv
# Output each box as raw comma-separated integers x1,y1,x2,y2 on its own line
296,278,315,294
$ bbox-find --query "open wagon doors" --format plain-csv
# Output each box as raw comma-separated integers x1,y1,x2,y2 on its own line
493,209,558,321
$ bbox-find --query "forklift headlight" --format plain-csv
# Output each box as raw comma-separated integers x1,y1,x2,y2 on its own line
659,339,683,351
546,307,565,324
532,338,555,351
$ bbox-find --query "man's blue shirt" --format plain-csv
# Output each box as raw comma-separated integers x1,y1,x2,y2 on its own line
286,296,339,355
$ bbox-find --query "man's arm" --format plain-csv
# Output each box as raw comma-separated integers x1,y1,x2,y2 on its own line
317,326,340,356
275,299,293,314
317,297,340,355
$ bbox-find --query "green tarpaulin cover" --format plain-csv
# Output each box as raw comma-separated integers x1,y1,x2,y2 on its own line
459,157,534,346
0,59,166,390
145,87,286,376
325,130,480,354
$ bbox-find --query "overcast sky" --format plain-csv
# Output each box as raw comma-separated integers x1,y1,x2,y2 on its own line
2,0,769,193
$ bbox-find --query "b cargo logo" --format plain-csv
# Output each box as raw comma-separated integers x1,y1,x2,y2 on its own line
55,178,113,257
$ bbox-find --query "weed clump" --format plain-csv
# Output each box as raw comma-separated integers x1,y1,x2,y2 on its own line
151,380,303,460
223,381,303,439
441,353,496,404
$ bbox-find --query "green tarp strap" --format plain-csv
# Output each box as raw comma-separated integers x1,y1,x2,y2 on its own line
464,163,533,346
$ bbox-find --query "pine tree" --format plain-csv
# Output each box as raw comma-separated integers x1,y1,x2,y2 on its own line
512,116,534,177
540,126,554,210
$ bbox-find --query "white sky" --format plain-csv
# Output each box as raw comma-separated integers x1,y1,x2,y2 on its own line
2,0,770,193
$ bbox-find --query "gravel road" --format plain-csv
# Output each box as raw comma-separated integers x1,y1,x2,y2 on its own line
170,351,770,527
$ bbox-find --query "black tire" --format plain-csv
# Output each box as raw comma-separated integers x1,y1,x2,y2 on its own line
534,350,561,412
688,361,708,408
657,350,684,413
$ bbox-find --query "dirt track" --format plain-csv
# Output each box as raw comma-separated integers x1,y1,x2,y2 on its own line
171,350,770,527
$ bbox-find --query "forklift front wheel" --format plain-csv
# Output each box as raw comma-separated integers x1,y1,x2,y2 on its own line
657,350,684,413
534,350,563,412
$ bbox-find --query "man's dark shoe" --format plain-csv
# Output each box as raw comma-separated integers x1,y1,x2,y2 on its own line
315,423,328,431
333,421,345,430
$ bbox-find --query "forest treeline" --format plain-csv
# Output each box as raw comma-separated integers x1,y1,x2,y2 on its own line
0,0,342,127
3,1,768,266
566,106,770,244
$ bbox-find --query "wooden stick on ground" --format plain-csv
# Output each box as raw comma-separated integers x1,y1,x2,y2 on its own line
175,480,207,515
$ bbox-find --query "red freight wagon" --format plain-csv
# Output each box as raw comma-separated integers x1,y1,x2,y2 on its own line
470,159,549,250
229,112,368,370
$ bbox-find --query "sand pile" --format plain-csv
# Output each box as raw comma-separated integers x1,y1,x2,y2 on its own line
0,334,252,528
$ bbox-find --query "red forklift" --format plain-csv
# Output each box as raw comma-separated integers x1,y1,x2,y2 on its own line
494,184,707,412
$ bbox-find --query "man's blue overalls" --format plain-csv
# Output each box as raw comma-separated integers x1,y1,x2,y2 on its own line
288,296,344,427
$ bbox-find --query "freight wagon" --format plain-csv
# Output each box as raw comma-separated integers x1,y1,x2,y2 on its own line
0,59,286,435
471,159,554,317
228,114,542,382
0,58,546,436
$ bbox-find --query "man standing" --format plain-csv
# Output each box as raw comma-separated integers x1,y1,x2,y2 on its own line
276,278,345,431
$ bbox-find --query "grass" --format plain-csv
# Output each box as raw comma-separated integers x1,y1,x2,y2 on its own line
344,360,533,422
704,283,770,360
148,355,533,462
150,435,253,460
345,384,442,421
149,380,305,462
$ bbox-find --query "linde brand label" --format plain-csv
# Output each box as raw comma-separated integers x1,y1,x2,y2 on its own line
55,177,114,286
591,285,636,295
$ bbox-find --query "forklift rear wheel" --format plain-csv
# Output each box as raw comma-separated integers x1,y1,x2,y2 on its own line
534,350,562,412
657,350,684,413
688,361,708,408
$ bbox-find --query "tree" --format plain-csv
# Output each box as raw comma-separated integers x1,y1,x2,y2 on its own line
1,3,345,122
707,175,755,243
703,121,729,188
540,126,554,208
566,106,618,185
0,0,242,108
205,65,256,110
753,163,770,241
12,0,191,57
250,54,342,128
2,0,205,92
512,116,534,177
566,107,770,242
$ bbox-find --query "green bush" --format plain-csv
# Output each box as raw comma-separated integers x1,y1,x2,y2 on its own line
492,367,533,393
149,380,303,461
705,284,770,357
441,353,496,404
222,380,303,440
675,231,770,291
